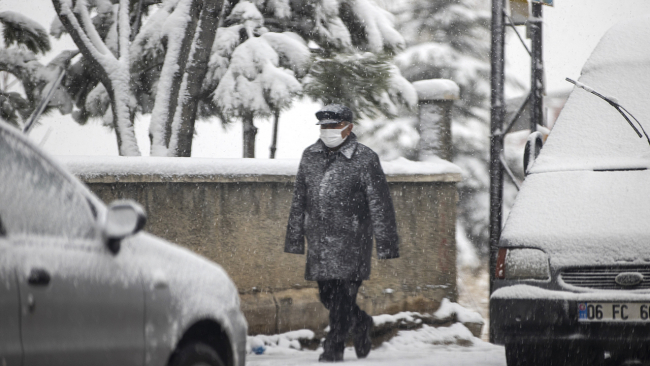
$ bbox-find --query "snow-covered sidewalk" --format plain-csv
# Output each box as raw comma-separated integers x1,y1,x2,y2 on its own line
247,343,505,365
246,323,505,366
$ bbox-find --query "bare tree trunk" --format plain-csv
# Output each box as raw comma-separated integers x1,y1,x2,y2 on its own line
170,0,224,157
269,110,279,159
242,113,257,158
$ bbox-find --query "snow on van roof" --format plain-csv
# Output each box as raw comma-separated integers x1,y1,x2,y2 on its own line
57,155,461,180
500,169,650,267
530,15,650,173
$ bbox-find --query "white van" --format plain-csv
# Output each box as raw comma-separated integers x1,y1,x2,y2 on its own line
490,15,650,366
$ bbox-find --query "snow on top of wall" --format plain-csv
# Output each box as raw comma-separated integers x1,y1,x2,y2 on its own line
384,157,461,175
500,169,650,268
57,155,461,179
530,14,650,173
412,79,460,101
61,156,300,178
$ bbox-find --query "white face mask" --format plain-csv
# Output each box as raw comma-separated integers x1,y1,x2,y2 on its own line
320,124,351,148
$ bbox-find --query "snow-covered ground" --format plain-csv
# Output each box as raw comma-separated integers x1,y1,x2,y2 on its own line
247,343,505,366
246,292,502,366
457,267,491,341
246,323,505,365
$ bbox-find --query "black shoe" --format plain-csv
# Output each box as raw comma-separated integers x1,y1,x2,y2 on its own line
354,314,373,359
319,350,343,363
319,339,344,363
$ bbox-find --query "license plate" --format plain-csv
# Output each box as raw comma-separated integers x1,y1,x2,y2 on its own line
578,302,650,322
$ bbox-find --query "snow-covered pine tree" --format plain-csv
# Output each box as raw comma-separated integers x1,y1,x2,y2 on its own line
135,0,414,157
53,0,414,157
297,0,418,126
359,0,502,255
209,1,309,158
0,11,73,129
207,0,415,157
303,53,417,121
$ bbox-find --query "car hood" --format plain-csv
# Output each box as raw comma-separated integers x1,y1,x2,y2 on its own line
500,169,650,268
119,232,246,362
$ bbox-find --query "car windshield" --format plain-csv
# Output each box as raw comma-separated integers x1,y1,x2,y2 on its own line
0,128,96,239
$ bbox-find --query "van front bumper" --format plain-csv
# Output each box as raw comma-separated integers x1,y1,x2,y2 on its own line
491,285,650,347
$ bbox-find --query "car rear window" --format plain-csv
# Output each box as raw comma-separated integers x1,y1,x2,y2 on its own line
0,128,96,239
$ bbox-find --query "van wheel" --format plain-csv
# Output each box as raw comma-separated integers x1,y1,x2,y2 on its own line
506,343,535,366
169,342,225,366
506,343,586,366
506,343,563,366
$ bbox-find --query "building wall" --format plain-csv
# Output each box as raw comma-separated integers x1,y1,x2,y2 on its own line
78,172,459,335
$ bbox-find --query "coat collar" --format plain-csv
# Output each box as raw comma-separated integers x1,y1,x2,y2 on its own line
307,133,358,160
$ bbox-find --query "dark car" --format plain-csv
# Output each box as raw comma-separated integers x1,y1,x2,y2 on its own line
490,15,650,366
0,120,247,366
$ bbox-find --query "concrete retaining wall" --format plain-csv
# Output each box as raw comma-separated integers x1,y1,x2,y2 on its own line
63,157,461,335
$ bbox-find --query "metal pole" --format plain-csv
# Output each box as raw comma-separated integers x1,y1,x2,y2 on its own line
530,2,544,131
489,0,506,342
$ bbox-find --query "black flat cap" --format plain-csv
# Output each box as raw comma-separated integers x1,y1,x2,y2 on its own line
315,104,354,125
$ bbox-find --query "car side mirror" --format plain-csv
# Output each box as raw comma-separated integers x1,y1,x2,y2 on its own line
104,200,147,254
523,131,544,175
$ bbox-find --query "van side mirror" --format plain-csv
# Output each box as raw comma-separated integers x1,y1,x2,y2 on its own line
104,200,147,254
523,131,544,175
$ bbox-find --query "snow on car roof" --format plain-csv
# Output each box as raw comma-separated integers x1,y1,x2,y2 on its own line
530,14,650,173
501,169,650,267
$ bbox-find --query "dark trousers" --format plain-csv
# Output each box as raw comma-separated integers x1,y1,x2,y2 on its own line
318,280,370,352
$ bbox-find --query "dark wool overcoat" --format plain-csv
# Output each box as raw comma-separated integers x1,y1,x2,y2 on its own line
284,133,399,281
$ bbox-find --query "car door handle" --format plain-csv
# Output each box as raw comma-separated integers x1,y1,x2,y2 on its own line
27,268,51,286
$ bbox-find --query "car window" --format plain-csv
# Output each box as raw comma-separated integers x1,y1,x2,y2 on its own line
0,128,96,239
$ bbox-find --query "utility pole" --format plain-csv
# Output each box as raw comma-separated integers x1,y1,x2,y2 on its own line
530,2,544,131
489,0,547,342
489,0,506,342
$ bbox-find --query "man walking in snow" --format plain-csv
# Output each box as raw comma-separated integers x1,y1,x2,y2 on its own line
284,104,400,362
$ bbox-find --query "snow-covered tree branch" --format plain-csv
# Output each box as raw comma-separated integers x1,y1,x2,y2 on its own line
211,2,309,157
0,12,74,128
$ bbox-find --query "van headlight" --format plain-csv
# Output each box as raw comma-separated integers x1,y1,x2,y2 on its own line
495,248,550,280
